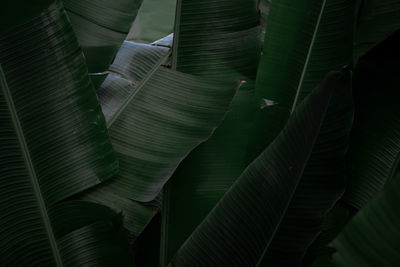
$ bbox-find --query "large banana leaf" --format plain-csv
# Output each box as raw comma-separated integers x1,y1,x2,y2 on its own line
62,0,144,87
354,0,400,61
172,0,261,79
342,31,400,210
78,41,238,240
0,1,134,265
170,70,351,266
127,0,176,42
316,172,400,267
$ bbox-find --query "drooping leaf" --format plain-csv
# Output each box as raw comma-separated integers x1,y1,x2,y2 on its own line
342,30,400,210
62,0,144,87
0,1,133,265
80,41,238,240
172,0,261,79
127,0,176,42
354,0,400,61
170,70,351,267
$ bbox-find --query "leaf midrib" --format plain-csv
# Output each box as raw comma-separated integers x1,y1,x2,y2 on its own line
107,50,172,128
291,0,328,112
0,64,63,267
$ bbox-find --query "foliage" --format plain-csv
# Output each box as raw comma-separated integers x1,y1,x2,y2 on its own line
1,0,400,266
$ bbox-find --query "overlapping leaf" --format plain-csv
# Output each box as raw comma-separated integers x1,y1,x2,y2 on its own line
170,70,351,266
0,2,132,265
80,41,238,239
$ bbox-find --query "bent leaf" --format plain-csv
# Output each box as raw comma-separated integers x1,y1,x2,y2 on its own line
81,41,237,241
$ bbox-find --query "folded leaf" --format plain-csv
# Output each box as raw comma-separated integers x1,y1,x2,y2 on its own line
0,3,132,264
170,70,351,266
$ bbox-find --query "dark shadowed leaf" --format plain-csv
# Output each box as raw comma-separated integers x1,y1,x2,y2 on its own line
170,70,351,267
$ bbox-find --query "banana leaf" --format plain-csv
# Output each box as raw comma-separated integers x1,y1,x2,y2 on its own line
79,41,238,240
62,0,144,87
341,31,400,210
172,0,261,79
0,1,134,265
354,0,400,61
127,0,176,42
248,0,354,161
170,70,352,266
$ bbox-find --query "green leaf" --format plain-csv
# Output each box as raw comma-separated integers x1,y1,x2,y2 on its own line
327,172,400,267
248,0,354,173
342,31,400,210
172,0,261,79
80,41,238,240
257,72,353,266
0,2,132,265
127,0,177,42
170,70,351,266
160,81,258,264
62,0,144,86
354,0,400,60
